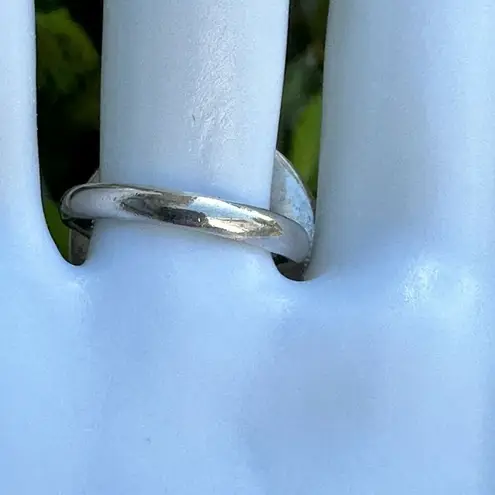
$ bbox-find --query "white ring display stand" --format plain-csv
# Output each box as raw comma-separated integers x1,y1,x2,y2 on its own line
0,0,493,493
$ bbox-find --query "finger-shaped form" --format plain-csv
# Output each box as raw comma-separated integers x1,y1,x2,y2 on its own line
0,0,53,258
92,0,290,269
310,0,495,277
101,0,288,208
79,3,295,490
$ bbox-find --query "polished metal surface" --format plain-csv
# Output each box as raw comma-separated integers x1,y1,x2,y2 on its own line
61,152,314,268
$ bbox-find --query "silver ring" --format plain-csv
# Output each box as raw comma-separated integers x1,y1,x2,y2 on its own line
60,152,315,272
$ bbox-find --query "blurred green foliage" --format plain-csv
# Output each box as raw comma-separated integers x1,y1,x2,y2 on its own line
36,8,98,98
291,92,323,193
35,0,328,256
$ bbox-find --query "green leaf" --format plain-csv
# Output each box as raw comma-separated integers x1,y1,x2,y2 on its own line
66,70,100,130
304,0,330,44
36,8,99,99
290,92,323,195
278,50,322,153
36,8,101,202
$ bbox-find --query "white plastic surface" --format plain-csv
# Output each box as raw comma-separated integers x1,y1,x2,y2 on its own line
0,0,494,493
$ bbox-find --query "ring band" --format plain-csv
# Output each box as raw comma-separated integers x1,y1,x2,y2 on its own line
60,152,315,270
60,183,311,263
